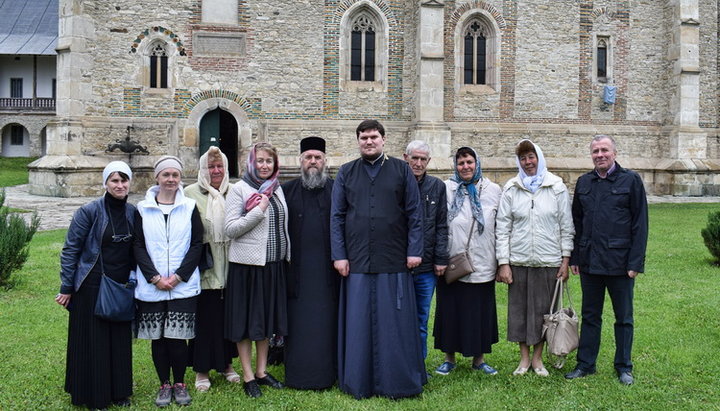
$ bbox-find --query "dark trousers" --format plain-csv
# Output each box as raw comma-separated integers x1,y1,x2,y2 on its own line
577,273,635,373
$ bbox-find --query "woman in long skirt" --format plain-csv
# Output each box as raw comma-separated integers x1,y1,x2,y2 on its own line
433,147,502,376
185,147,239,391
56,161,136,409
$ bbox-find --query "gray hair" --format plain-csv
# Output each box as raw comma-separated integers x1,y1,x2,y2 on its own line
405,140,431,156
591,135,617,152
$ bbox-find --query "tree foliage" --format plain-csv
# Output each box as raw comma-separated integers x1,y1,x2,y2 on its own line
0,189,40,288
701,210,720,264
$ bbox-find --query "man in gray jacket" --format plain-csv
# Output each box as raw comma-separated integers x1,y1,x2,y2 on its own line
403,140,448,360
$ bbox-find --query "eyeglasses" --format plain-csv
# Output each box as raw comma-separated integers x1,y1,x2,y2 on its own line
112,234,133,243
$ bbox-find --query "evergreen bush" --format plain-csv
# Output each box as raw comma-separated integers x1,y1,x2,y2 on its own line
701,210,720,264
0,189,40,289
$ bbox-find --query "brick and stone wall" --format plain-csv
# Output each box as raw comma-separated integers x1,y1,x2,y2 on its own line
25,0,720,196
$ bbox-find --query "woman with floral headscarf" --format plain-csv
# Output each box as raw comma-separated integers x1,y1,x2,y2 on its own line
495,140,574,377
185,147,240,391
433,147,502,377
224,142,290,398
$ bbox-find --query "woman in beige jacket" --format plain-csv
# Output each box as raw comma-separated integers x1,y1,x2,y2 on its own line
496,139,575,377
224,142,290,398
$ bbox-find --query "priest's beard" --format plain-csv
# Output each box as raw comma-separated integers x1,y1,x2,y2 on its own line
301,166,328,190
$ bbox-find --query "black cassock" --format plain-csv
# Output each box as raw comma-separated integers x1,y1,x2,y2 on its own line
281,178,339,390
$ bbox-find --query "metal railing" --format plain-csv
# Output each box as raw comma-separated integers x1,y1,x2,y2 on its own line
0,97,56,110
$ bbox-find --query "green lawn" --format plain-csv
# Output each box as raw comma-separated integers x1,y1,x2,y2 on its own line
0,157,36,187
0,203,718,410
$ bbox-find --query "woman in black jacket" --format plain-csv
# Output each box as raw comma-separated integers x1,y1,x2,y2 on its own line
55,161,136,409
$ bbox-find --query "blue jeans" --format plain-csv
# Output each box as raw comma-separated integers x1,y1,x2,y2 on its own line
413,272,436,359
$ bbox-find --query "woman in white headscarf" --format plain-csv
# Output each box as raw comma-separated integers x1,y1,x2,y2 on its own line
433,147,502,377
56,161,136,409
495,139,575,376
185,147,240,391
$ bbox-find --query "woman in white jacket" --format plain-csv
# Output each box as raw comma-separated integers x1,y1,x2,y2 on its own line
224,142,290,398
134,156,203,407
433,147,502,376
496,140,574,377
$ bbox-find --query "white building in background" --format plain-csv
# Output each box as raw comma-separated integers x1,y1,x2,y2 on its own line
0,0,57,158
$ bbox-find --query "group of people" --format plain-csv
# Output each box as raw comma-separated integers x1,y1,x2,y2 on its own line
55,118,648,409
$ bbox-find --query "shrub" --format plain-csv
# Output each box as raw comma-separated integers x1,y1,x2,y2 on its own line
0,189,40,288
701,210,720,264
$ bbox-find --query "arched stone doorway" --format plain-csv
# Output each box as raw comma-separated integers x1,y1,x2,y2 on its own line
1,123,30,157
185,97,252,179
199,108,238,177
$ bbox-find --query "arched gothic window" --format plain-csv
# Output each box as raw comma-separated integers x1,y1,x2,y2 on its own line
596,37,609,82
463,19,488,85
149,42,169,89
455,13,499,92
340,4,388,90
351,13,377,82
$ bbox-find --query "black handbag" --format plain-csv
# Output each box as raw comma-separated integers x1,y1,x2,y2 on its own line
198,242,214,271
94,254,136,322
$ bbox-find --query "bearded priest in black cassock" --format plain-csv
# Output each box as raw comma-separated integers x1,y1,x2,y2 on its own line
281,136,339,390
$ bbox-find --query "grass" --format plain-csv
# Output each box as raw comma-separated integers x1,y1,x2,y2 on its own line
0,157,36,187
0,203,719,410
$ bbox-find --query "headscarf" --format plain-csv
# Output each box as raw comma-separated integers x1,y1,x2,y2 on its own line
515,139,547,194
154,155,183,178
197,147,230,242
448,147,485,235
102,161,132,188
241,143,280,211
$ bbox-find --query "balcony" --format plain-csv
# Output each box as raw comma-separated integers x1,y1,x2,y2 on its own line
0,97,55,111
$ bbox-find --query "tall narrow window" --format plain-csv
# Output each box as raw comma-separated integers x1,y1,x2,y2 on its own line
52,79,57,100
10,125,24,146
150,43,169,88
10,78,23,98
463,21,487,85
350,14,376,82
597,38,608,81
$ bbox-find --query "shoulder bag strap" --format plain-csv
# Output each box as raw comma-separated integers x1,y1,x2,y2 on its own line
547,278,563,314
464,218,476,252
562,280,574,311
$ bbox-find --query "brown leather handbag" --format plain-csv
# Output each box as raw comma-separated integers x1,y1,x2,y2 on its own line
444,219,475,284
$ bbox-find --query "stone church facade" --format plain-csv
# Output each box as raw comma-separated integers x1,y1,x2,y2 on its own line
29,0,720,196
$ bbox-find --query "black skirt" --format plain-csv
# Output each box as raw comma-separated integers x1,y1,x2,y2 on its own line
433,280,498,357
225,261,288,342
64,269,133,409
189,289,238,373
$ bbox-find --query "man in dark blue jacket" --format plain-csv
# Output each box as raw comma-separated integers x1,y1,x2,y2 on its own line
331,120,426,399
403,140,448,360
565,135,648,385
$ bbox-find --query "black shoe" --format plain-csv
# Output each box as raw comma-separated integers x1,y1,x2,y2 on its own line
243,380,262,398
564,368,596,379
256,372,284,389
112,398,131,407
618,371,634,385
